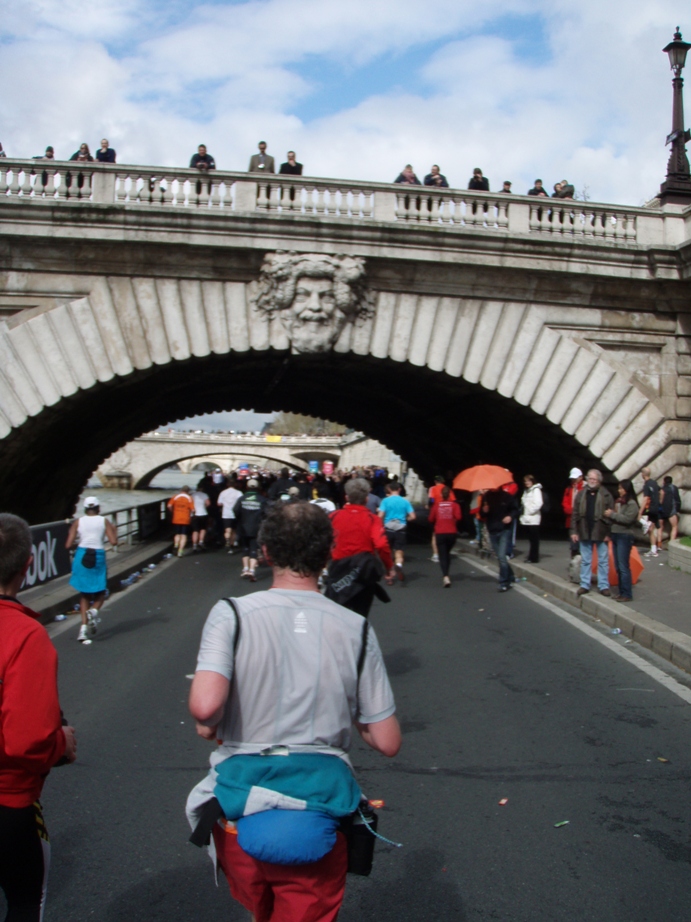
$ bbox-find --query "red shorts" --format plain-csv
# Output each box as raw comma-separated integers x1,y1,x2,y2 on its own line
213,823,348,922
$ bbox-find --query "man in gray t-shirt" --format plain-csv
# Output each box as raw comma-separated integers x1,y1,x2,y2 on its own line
188,501,401,920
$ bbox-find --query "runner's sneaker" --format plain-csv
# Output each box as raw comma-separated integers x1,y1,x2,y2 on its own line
241,568,251,579
644,548,659,558
395,563,405,582
430,554,439,563
249,571,257,582
177,548,184,558
77,625,92,645
86,608,99,634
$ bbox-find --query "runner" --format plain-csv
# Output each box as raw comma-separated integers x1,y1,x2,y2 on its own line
233,479,267,581
190,488,211,552
428,486,461,587
379,482,415,583
217,479,243,553
167,486,195,558
65,497,118,644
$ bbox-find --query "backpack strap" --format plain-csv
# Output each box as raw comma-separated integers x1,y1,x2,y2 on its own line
222,597,242,661
355,618,369,709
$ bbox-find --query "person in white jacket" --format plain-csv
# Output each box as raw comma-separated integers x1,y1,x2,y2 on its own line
519,475,543,563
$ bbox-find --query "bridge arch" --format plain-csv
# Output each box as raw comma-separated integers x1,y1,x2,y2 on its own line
0,276,680,523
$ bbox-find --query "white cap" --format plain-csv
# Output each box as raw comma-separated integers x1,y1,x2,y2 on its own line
569,467,582,480
84,496,100,508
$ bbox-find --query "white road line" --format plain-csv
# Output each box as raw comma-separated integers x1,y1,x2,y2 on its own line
459,556,691,706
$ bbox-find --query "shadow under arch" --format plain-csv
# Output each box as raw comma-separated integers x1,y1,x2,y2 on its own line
0,350,605,524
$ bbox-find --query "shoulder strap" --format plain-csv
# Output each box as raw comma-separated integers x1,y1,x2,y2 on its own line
356,618,369,705
223,598,242,660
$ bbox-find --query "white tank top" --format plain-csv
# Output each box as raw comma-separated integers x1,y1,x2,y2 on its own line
77,514,107,550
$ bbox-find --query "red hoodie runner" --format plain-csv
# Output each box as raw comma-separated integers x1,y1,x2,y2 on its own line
0,599,65,808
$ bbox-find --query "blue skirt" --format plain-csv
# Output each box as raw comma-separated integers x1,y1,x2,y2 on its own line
69,547,108,594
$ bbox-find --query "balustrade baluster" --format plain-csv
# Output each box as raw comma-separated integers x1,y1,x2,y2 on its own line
210,179,221,208
625,215,637,241
395,193,408,221
20,170,34,197
315,186,327,215
497,200,509,230
331,188,342,217
0,167,8,197
80,171,92,200
361,191,373,219
162,176,175,206
9,170,21,197
430,195,441,223
279,184,292,212
256,183,269,210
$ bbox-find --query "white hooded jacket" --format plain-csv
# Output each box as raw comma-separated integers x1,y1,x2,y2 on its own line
519,483,543,525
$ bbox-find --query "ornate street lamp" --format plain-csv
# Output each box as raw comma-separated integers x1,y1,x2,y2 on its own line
659,27,691,204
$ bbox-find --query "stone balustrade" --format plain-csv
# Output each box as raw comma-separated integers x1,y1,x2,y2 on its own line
1,158,689,247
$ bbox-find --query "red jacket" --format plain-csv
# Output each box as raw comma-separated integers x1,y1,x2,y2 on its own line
428,501,461,534
561,480,584,528
329,505,393,571
0,599,66,807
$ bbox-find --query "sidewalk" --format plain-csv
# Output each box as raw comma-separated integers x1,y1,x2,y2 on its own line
456,536,691,676
19,539,174,625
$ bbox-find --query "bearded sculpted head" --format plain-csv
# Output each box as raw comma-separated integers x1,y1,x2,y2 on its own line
253,252,374,353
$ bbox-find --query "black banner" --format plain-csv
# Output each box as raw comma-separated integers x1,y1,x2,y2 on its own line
138,501,165,540
21,521,72,590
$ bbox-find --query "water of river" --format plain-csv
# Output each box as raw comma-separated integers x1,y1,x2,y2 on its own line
78,471,194,515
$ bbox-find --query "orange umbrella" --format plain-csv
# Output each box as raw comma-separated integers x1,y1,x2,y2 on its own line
452,464,514,492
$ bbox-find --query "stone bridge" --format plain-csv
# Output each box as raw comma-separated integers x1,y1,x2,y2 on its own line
0,158,689,527
99,432,344,486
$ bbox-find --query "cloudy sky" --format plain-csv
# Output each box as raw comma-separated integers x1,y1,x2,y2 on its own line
2,0,688,430
2,0,688,206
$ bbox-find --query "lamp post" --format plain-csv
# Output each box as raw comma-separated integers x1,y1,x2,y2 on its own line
659,27,691,204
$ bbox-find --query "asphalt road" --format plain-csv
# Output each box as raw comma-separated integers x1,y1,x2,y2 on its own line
16,544,691,921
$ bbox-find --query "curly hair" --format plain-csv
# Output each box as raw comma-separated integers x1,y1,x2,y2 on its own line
0,513,32,586
253,252,374,319
258,502,333,576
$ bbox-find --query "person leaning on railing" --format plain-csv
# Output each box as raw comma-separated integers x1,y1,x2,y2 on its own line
190,144,216,171
69,143,94,162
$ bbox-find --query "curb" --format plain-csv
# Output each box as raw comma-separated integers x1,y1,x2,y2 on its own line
458,546,691,677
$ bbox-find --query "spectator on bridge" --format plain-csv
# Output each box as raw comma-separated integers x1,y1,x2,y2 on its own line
33,146,55,160
69,143,94,162
394,164,422,185
424,165,449,188
248,141,275,173
571,469,613,597
190,144,216,171
0,513,77,920
499,180,512,193
468,168,489,191
96,138,116,163
279,151,303,175
552,180,575,199
528,178,548,196
65,497,118,643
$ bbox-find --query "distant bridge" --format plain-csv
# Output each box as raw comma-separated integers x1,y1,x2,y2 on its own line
99,432,346,486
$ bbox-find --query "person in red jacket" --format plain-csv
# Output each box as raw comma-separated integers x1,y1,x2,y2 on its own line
325,478,392,616
428,486,461,587
562,467,584,557
0,513,77,920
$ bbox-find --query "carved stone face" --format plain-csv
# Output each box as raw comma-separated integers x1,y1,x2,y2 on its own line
279,276,347,353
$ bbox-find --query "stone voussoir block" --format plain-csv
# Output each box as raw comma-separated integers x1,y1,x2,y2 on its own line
671,639,691,674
